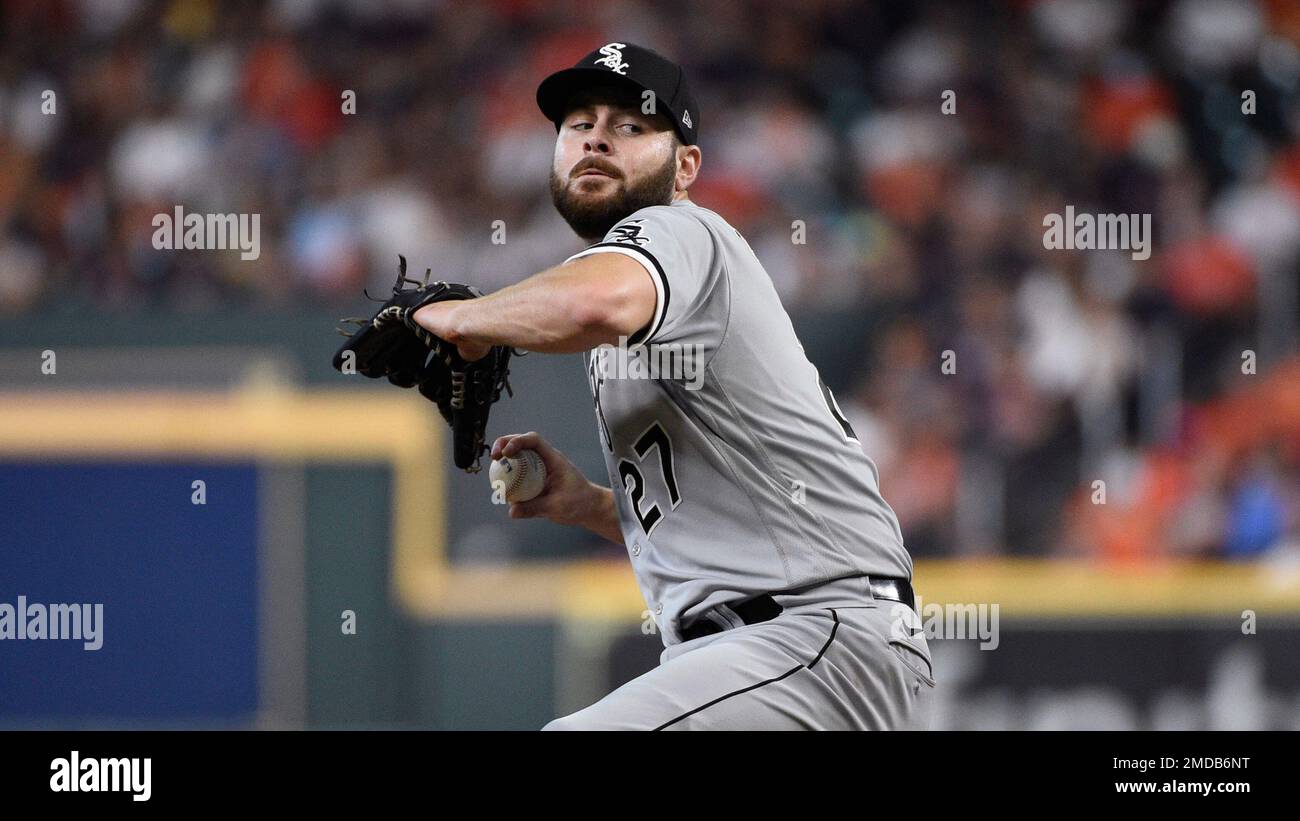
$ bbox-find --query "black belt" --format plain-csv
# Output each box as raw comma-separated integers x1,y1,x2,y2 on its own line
680,576,915,642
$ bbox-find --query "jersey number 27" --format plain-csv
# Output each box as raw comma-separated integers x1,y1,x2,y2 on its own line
617,421,681,536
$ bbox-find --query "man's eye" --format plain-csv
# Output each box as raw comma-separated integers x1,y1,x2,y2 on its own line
618,123,642,133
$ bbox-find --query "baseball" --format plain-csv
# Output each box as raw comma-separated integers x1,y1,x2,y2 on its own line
489,449,547,503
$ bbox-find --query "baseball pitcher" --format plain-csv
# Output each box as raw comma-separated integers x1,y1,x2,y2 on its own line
343,42,936,730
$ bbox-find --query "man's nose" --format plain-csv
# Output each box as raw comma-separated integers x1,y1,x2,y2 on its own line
583,122,614,154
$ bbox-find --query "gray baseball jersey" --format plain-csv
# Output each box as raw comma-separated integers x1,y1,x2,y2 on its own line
565,197,914,647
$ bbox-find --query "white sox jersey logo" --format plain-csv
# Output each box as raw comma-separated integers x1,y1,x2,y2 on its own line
594,43,630,75
609,220,649,246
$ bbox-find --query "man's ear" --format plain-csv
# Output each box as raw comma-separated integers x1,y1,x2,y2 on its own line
675,142,702,191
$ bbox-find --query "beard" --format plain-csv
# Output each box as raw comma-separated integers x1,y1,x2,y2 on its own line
550,152,678,242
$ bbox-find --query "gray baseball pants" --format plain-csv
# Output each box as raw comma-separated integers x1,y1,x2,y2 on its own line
543,574,936,730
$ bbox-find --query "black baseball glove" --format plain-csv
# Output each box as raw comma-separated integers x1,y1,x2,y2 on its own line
333,255,515,472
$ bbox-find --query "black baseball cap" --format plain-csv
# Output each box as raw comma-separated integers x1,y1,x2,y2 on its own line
536,42,699,145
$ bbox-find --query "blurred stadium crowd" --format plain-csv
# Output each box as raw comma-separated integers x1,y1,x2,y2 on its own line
1,0,1297,561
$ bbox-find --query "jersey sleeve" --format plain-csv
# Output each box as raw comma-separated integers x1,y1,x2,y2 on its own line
563,204,719,347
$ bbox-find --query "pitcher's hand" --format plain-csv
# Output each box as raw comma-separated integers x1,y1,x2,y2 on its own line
491,432,601,528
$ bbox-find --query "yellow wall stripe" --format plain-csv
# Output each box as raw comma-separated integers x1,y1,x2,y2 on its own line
3,389,1298,621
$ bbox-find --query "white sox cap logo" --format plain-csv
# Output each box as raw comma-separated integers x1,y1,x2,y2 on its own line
594,42,630,75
